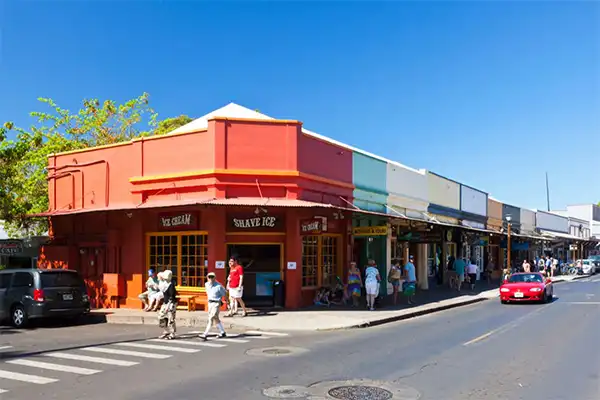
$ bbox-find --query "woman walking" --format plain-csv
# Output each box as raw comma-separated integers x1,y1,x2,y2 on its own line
157,270,177,340
364,259,381,311
388,259,402,305
347,262,363,307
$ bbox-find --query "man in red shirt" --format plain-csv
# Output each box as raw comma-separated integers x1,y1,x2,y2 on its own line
226,255,247,317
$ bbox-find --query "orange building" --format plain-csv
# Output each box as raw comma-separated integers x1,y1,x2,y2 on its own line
38,104,362,309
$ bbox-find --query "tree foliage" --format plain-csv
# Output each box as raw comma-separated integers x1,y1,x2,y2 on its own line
0,93,192,237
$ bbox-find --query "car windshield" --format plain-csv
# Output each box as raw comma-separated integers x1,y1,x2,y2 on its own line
40,271,85,288
582,260,591,265
508,274,543,283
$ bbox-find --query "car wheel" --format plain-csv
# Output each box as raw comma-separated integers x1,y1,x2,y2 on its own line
11,305,28,328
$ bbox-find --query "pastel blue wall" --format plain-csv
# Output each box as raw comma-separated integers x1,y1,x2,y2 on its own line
352,152,388,212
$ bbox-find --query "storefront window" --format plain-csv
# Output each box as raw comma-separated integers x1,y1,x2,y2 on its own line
302,235,341,288
147,232,208,287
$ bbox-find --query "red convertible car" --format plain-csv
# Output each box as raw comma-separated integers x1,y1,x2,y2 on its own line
500,272,554,304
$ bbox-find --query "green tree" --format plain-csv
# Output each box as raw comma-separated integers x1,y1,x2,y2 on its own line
0,93,192,237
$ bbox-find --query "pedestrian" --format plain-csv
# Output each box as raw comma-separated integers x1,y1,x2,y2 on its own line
552,257,558,277
198,272,227,340
148,271,167,311
522,259,531,273
138,269,159,311
466,258,478,291
364,259,381,311
388,259,402,305
347,261,363,307
485,258,495,284
157,270,177,340
403,255,417,305
453,256,466,292
226,255,247,317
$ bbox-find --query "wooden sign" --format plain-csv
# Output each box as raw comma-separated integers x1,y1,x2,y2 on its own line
0,241,23,255
159,212,198,230
352,226,388,236
230,215,281,230
300,218,322,235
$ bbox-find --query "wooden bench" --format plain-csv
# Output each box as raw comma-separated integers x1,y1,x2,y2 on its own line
175,286,228,312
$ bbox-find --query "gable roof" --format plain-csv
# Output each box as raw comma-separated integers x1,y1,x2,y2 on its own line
169,102,423,172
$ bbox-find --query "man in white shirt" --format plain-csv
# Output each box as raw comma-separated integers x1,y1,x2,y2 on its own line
199,272,227,340
466,259,478,291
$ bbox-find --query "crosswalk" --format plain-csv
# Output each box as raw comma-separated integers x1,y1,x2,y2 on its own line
0,330,289,396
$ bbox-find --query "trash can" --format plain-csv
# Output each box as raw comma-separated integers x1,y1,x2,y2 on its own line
272,280,285,308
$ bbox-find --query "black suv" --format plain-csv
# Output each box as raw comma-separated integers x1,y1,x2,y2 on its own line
0,269,90,328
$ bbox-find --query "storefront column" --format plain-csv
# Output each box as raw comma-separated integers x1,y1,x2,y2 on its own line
207,207,227,284
285,212,302,309
386,225,392,295
417,243,428,290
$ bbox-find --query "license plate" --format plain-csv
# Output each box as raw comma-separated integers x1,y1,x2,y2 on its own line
514,292,524,298
62,294,73,301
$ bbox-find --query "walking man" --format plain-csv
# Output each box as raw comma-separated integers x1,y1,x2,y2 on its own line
199,272,227,340
403,255,417,305
226,255,247,317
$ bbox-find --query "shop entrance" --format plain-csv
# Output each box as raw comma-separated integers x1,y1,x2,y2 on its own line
226,243,283,307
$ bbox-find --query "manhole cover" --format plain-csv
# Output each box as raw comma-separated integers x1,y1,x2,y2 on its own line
328,385,393,400
263,348,291,355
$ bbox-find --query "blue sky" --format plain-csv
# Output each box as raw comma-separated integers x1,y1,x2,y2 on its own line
0,1,598,211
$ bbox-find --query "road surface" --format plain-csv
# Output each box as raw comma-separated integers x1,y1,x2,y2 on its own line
0,276,598,400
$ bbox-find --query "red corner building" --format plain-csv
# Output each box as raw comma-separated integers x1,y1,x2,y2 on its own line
39,103,359,309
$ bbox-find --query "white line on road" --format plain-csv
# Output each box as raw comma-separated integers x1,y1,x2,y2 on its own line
113,342,200,353
6,359,102,375
245,331,289,337
0,389,6,394
81,347,171,359
0,346,13,351
147,339,226,348
0,369,58,384
564,302,600,305
44,352,139,366
215,338,250,343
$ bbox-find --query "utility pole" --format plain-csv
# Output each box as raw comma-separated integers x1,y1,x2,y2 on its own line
545,172,551,211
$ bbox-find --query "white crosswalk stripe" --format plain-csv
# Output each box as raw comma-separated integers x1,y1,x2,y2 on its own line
81,347,172,359
0,369,58,384
245,330,289,337
6,359,102,375
147,339,226,348
113,342,200,353
44,352,139,366
0,330,290,396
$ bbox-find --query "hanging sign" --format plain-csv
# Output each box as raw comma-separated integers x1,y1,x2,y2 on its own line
159,212,198,230
0,241,23,255
569,244,578,251
230,215,281,230
352,226,388,236
300,218,322,235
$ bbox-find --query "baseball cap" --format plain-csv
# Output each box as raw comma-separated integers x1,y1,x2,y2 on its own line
207,272,216,278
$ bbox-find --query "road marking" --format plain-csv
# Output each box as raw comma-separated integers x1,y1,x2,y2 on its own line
215,337,250,343
81,347,171,359
0,346,13,351
147,339,226,348
463,329,499,346
245,331,289,337
0,369,58,384
564,302,600,305
44,352,139,366
113,342,200,353
6,359,102,375
0,389,6,394
464,303,553,346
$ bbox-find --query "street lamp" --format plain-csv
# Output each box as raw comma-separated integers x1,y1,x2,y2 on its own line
506,215,512,271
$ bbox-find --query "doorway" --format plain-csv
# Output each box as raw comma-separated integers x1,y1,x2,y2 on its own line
226,244,283,307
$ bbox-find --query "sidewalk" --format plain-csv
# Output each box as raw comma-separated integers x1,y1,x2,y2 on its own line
89,274,589,331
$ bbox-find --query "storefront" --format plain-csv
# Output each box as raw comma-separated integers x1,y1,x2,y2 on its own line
458,184,489,279
0,238,47,269
536,210,571,260
352,220,389,295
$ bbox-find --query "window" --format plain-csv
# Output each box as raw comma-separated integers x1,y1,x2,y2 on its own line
147,232,208,287
301,235,340,288
0,273,13,289
12,272,33,288
40,271,84,288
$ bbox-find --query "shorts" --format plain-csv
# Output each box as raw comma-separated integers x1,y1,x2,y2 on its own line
207,301,221,323
457,274,465,283
391,280,400,288
468,273,477,283
150,291,164,302
229,286,244,299
365,281,379,296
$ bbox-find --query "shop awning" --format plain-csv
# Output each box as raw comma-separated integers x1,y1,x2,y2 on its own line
539,230,583,241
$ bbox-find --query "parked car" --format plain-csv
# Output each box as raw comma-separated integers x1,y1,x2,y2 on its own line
0,269,90,328
500,272,553,304
577,259,596,275
587,255,600,273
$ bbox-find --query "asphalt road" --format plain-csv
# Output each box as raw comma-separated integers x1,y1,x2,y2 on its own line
0,276,598,400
